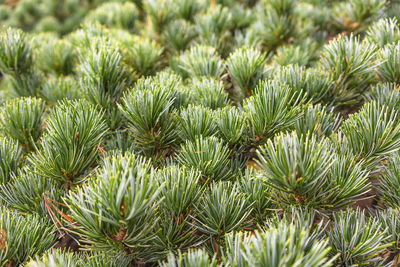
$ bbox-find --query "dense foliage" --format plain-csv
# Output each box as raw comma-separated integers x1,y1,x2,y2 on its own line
1,0,400,266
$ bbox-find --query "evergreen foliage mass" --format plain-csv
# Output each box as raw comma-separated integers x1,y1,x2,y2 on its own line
2,0,400,266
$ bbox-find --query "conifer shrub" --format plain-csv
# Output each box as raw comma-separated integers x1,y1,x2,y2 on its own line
0,208,57,266
2,0,400,265
0,97,45,151
28,100,107,187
